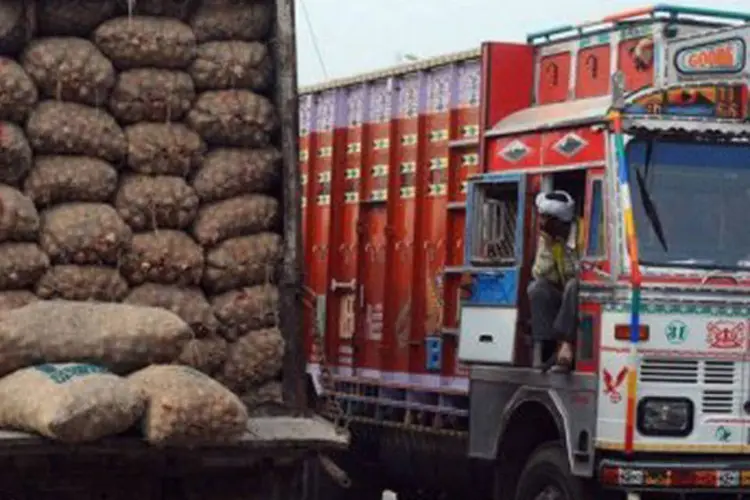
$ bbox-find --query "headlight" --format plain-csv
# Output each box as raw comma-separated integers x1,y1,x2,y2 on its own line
637,397,693,437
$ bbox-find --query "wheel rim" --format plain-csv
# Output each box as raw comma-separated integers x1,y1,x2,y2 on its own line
534,484,565,500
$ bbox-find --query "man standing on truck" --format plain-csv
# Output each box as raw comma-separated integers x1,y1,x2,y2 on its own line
527,191,579,373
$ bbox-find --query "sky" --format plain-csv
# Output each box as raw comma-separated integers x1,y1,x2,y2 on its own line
294,0,748,87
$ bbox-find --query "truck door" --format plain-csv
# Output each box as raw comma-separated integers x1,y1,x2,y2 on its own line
458,173,527,366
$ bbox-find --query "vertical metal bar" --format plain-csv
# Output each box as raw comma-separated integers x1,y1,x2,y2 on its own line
273,0,306,413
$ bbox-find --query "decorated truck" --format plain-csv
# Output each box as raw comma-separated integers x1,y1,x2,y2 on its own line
300,4,750,500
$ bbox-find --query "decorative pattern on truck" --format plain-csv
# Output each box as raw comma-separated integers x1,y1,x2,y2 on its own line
626,83,746,119
457,61,481,107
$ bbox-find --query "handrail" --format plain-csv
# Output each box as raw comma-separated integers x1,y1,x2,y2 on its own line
527,4,750,44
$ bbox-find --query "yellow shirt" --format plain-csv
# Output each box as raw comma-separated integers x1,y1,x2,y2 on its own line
532,222,580,284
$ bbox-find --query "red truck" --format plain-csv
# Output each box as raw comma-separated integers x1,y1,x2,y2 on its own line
301,4,750,500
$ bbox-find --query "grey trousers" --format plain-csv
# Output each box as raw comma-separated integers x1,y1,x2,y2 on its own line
527,278,578,343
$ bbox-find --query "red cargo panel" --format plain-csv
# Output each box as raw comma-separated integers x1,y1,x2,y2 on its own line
384,74,422,375
488,133,542,171
541,127,606,165
303,91,336,364
357,80,394,375
576,44,611,98
537,52,571,104
618,37,655,92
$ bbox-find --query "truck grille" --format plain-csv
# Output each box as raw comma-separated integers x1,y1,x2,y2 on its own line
639,358,738,415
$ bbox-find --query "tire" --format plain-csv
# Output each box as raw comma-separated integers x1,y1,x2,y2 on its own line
514,443,592,500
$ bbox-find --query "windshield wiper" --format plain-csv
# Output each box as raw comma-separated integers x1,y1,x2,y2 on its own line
635,141,669,252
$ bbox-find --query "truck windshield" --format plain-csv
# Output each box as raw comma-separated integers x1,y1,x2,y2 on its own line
627,139,750,271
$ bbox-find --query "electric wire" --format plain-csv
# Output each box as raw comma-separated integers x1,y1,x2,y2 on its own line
299,0,329,80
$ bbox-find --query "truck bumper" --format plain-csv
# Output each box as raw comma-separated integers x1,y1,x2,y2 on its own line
600,456,750,494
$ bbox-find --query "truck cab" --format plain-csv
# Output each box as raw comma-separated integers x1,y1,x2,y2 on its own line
458,8,750,499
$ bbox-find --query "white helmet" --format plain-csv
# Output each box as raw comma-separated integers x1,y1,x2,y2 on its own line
535,190,575,223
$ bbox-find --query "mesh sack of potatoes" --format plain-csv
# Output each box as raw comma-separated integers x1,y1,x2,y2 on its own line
0,121,32,186
176,335,227,375
125,123,205,177
190,0,273,42
219,328,284,392
125,283,219,336
109,69,195,124
202,232,281,294
27,101,126,162
37,0,118,36
40,203,132,265
36,265,129,302
94,16,196,70
21,38,116,106
0,300,193,376
211,285,278,341
24,156,118,207
120,0,199,20
0,243,48,289
0,57,37,123
128,364,248,445
0,0,33,56
116,175,199,231
241,380,283,417
192,147,280,203
0,363,145,443
121,230,204,286
0,290,36,311
190,41,271,91
0,184,39,241
186,90,278,147
192,195,279,246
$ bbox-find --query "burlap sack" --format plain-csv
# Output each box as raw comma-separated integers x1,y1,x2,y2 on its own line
24,156,119,206
192,195,278,246
241,380,283,417
37,0,118,36
21,37,116,106
0,184,39,241
121,230,204,286
0,290,36,311
0,0,33,56
190,0,273,42
128,365,248,445
219,328,285,392
0,121,32,185
94,16,196,70
120,0,198,20
40,203,132,265
116,175,199,231
191,147,280,202
125,284,218,336
0,57,36,123
0,243,48,289
109,69,195,124
190,41,271,91
211,285,278,341
36,265,129,302
177,335,227,374
125,123,205,177
202,232,281,294
26,101,126,162
0,300,193,376
0,363,145,443
186,90,278,147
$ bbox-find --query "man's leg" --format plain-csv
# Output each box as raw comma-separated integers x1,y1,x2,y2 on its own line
550,279,579,369
553,279,579,342
528,279,562,367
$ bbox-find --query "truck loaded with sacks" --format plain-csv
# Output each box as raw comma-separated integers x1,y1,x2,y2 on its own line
0,1,342,498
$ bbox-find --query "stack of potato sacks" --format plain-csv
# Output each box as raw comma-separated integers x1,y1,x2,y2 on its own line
0,0,285,417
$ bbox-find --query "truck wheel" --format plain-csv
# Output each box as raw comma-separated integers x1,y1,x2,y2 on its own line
514,443,591,500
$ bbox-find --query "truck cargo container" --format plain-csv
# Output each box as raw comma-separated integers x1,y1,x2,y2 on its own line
0,1,348,498
301,5,750,499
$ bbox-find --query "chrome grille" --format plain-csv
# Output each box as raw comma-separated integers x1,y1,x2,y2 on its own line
703,361,735,385
639,358,738,415
640,359,699,384
702,390,734,414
